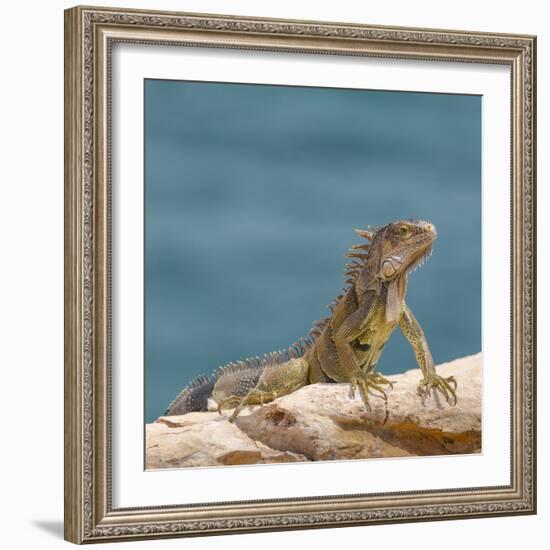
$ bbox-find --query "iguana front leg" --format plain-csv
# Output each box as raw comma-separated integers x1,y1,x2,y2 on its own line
328,304,392,407
399,302,457,405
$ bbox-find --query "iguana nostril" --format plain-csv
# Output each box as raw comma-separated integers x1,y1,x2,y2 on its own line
422,221,437,237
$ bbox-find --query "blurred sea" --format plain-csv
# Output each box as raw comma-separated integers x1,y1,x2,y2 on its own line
145,79,481,423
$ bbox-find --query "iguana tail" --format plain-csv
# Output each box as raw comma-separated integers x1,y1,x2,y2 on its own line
164,373,218,415
164,334,321,416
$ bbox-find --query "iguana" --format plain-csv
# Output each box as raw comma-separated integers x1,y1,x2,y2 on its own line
166,219,457,422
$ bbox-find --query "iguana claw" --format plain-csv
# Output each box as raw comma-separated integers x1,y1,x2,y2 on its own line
350,371,393,408
417,373,458,406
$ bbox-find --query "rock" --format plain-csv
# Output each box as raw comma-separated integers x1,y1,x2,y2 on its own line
146,353,481,469
146,411,308,469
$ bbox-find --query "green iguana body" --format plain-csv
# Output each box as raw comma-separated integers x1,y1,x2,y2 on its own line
166,219,457,421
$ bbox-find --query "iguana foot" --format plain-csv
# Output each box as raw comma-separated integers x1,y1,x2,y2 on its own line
217,396,240,415
368,372,394,391
417,373,457,406
227,389,278,423
349,372,393,408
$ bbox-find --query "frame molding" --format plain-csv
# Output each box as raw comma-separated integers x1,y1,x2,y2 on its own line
64,5,536,544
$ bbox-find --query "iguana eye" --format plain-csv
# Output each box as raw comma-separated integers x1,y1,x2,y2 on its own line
399,226,409,235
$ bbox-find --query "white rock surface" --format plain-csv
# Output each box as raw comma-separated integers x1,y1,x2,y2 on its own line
146,411,308,469
146,353,481,469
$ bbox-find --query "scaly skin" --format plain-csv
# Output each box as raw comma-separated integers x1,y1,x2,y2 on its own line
165,219,457,422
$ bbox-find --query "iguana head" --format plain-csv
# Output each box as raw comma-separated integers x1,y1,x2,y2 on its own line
371,219,436,281
350,219,436,322
348,220,436,322
352,219,436,282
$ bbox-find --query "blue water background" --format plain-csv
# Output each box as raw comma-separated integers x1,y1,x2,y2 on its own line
145,80,481,423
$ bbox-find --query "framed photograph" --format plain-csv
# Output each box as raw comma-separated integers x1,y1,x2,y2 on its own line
64,5,537,544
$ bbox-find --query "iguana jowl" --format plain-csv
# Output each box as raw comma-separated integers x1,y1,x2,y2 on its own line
166,219,457,421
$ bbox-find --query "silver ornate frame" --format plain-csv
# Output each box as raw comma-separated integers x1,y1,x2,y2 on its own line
64,5,537,544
